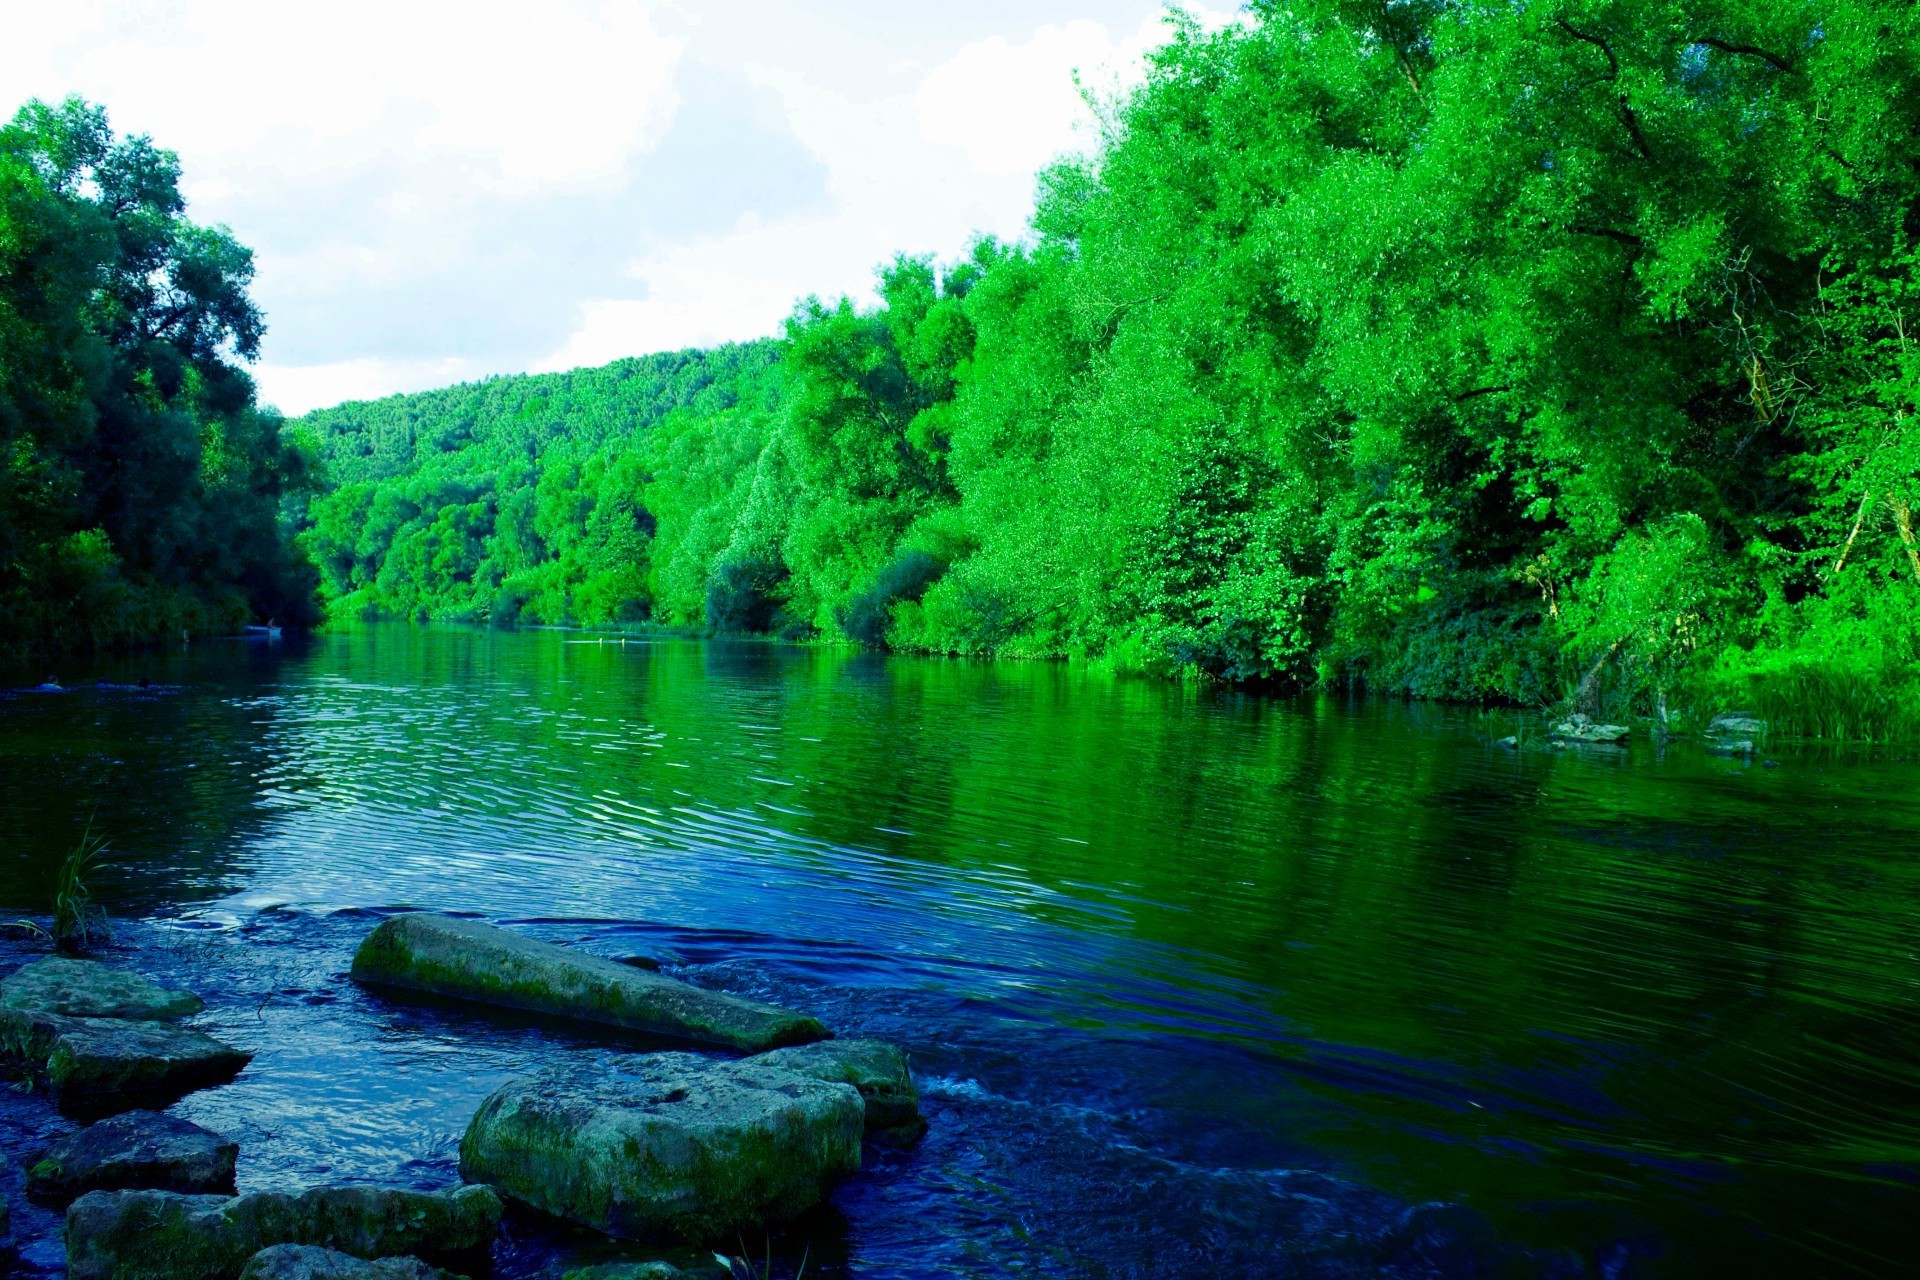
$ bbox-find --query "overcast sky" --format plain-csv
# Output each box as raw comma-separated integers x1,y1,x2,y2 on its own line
1,1,1237,414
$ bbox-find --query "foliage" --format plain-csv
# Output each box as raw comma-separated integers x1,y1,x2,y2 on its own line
0,98,316,659
281,1,1920,738
52,820,109,953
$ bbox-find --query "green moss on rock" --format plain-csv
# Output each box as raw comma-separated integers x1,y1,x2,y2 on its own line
2,958,204,1021
349,914,828,1053
459,1053,862,1243
64,1184,501,1280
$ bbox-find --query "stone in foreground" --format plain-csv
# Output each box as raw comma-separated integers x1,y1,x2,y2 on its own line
28,1109,237,1199
239,1245,465,1280
64,1184,501,1280
459,1052,862,1242
744,1039,922,1140
0,1007,250,1101
2,958,204,1021
351,913,827,1053
562,1265,701,1280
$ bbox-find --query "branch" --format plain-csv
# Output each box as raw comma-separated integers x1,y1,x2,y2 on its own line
1554,18,1653,161
1453,384,1513,402
1690,36,1794,73
1569,224,1645,247
1555,18,1619,77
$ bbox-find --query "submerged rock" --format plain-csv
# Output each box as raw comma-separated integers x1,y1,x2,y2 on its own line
65,1184,501,1280
745,1038,923,1140
0,1007,250,1101
2,958,203,1021
459,1052,863,1242
28,1109,237,1199
350,913,827,1053
239,1245,465,1280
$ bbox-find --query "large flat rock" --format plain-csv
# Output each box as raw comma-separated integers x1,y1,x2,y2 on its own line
239,1245,464,1280
0,1006,250,1102
2,958,203,1020
458,1052,863,1242
350,914,827,1053
65,1184,502,1280
745,1039,922,1139
28,1109,237,1199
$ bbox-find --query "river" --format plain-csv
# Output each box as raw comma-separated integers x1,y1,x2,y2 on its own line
2,625,1917,1278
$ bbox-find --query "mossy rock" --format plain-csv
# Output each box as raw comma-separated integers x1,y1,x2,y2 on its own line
28,1109,237,1200
350,914,827,1053
744,1039,923,1140
0,1007,250,1103
239,1244,466,1280
2,958,204,1021
64,1184,501,1280
459,1052,862,1243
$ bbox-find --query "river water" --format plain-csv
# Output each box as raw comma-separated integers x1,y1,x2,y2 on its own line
2,626,1917,1278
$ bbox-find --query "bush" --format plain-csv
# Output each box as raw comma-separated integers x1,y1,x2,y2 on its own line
835,550,945,647
705,556,788,633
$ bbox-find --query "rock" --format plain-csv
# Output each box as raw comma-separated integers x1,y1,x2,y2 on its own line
458,1052,863,1242
1493,735,1519,749
1550,714,1630,744
0,1007,250,1101
1705,736,1756,755
65,1184,501,1280
239,1245,464,1280
561,1266,695,1280
28,1110,237,1199
351,914,827,1053
744,1039,922,1140
1709,713,1768,737
2,958,203,1021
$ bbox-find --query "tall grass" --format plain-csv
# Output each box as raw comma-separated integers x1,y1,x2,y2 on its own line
51,821,110,953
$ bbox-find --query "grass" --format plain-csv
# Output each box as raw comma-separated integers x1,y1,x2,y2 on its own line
716,1240,809,1280
51,819,110,953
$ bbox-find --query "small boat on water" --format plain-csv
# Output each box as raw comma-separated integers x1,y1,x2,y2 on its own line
243,620,283,640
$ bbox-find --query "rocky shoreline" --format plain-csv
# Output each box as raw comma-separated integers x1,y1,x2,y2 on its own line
2,915,924,1280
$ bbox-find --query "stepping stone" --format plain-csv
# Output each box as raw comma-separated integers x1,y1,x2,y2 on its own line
65,1184,502,1280
459,1051,863,1242
745,1038,923,1140
239,1245,464,1280
28,1110,237,1199
3,958,204,1021
0,1007,250,1102
351,914,826,1053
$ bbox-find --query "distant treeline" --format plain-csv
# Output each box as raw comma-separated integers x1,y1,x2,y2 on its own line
11,2,1920,739
294,2,1920,737
1,100,314,660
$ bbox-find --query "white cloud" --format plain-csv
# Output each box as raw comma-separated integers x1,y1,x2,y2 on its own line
0,2,1241,413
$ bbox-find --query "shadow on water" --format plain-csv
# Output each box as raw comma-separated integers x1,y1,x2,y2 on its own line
3,624,1919,1278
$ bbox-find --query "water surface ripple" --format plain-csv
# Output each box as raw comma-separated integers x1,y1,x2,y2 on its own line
3,627,1918,1278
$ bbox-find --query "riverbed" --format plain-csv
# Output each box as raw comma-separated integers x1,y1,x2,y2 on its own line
3,626,1917,1278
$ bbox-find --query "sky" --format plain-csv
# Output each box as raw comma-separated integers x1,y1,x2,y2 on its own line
0,1,1238,415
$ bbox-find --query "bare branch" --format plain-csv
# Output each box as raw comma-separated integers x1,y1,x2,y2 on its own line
1690,36,1794,73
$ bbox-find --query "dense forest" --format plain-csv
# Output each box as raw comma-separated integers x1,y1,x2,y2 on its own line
0,99,315,658
295,0,1920,738
10,2,1920,738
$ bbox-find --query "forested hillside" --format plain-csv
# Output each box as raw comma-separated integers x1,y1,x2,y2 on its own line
0,100,314,659
292,1,1920,737
297,343,782,626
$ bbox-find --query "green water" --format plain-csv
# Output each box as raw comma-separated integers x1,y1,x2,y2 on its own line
2,625,1917,1278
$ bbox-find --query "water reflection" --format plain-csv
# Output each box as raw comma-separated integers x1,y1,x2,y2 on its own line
2,626,1918,1277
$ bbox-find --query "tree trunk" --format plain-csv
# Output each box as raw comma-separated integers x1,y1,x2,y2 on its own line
1891,494,1920,585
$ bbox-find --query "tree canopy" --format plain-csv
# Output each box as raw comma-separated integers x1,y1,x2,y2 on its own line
0,97,313,658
